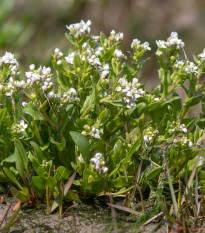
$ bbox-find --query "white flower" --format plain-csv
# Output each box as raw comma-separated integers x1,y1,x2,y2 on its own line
188,141,193,147
114,49,125,59
182,127,187,133
131,39,141,48
156,40,167,49
29,64,35,70
66,20,92,38
22,102,27,107
57,60,62,65
102,167,108,173
78,155,84,163
54,48,60,54
143,42,151,51
19,120,28,132
47,91,56,98
65,52,75,64
156,51,162,56
101,64,109,78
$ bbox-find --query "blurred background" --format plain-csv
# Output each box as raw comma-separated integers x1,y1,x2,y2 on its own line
1,0,205,88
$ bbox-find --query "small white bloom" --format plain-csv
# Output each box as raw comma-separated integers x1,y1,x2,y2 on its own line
29,64,35,70
19,120,28,132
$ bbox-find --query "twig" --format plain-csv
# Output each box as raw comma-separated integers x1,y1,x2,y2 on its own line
62,204,77,217
109,195,118,233
142,212,163,226
195,170,199,216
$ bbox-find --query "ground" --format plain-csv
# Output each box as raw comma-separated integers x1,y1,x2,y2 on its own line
0,196,167,233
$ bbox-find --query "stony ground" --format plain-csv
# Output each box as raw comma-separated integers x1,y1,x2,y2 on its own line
0,196,167,233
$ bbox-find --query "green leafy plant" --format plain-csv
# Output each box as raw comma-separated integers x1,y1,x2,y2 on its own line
0,20,205,230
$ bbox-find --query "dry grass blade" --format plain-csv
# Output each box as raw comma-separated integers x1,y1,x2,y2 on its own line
142,212,163,226
107,203,143,215
50,169,78,214
63,169,78,196
62,204,77,217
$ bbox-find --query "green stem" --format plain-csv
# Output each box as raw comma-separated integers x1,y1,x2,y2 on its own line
80,104,93,118
180,104,189,123
40,111,59,132
33,121,44,146
114,108,123,120
165,152,179,218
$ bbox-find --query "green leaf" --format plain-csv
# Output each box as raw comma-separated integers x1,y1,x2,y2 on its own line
65,32,77,47
80,88,96,114
10,187,28,203
50,136,66,151
47,177,57,189
146,167,162,180
90,179,105,194
98,109,110,124
70,131,90,163
1,153,15,166
3,167,23,189
100,31,106,45
14,139,28,174
57,73,69,91
109,138,141,177
73,54,81,70
102,47,115,61
0,108,6,125
30,141,46,164
194,124,201,143
23,107,43,121
39,100,49,112
32,176,45,190
55,166,70,181
0,207,21,232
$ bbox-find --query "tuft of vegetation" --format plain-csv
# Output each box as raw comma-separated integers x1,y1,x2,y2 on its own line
1,20,205,231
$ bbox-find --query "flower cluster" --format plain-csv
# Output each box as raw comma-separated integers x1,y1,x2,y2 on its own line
54,48,63,65
173,136,193,148
174,60,198,75
81,126,100,139
114,49,126,60
131,39,151,51
0,52,20,76
12,120,28,134
156,32,185,51
168,121,188,135
0,76,26,97
100,64,110,78
143,126,159,146
66,20,92,39
109,30,124,42
198,49,205,61
81,42,101,66
115,77,145,108
90,153,108,174
61,88,80,103
25,65,53,92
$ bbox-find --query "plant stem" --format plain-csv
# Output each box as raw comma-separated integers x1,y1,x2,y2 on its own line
46,184,50,215
165,152,179,217
40,111,59,132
